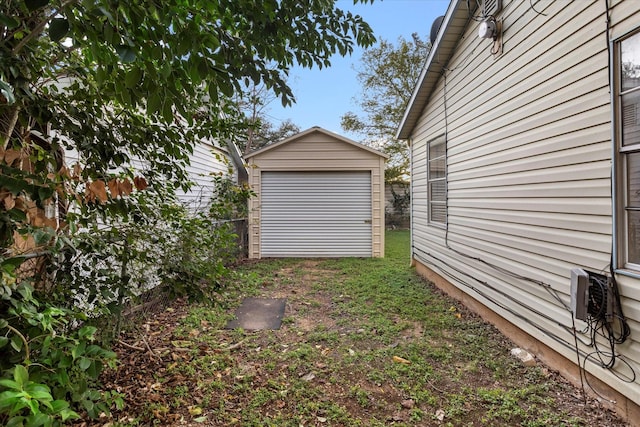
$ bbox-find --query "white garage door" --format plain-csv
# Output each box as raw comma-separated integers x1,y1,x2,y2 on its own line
261,171,372,257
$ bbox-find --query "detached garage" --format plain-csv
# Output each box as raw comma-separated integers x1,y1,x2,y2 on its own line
246,127,388,258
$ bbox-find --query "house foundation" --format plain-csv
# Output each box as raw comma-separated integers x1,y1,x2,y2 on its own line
413,259,640,427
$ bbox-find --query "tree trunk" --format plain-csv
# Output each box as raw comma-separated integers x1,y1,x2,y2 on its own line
244,125,255,156
1,106,19,150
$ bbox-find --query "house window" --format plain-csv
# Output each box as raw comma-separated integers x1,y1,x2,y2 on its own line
618,31,640,269
427,136,446,225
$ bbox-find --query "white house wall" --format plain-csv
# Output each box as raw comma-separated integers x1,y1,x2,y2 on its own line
410,0,640,407
64,138,235,212
174,139,235,212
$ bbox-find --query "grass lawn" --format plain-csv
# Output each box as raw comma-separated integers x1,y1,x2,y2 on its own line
99,230,626,426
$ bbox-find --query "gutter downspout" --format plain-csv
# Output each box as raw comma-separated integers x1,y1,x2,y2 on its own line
409,136,416,267
609,34,619,272
225,139,248,184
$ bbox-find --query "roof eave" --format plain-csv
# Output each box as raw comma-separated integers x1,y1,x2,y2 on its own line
396,0,475,141
245,126,389,159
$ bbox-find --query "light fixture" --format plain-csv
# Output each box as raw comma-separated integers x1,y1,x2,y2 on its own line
478,18,497,40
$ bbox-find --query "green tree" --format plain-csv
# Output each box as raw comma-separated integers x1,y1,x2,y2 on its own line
0,1,375,424
234,79,301,155
341,33,430,182
0,0,376,248
248,119,301,153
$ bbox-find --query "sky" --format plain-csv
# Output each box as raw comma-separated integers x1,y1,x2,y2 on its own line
265,0,451,141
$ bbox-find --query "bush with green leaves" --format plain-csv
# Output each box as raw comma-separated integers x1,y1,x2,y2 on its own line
48,177,252,322
1,176,252,425
0,272,121,427
160,176,254,300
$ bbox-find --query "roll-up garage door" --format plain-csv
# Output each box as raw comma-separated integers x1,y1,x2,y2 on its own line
261,171,372,257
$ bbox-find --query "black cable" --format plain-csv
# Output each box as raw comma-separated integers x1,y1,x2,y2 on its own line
444,239,571,311
413,248,636,384
490,36,502,56
529,0,548,17
439,7,570,315
583,350,636,403
466,0,485,22
608,258,631,344
440,66,571,312
414,248,574,344
571,315,588,404
605,0,612,96
440,13,573,319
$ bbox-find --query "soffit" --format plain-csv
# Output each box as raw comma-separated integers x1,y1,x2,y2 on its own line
396,0,477,141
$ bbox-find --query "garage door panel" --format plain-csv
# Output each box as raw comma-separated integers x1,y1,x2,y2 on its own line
261,171,372,257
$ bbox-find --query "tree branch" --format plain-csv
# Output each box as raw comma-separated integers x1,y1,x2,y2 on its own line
11,0,78,56
5,325,30,362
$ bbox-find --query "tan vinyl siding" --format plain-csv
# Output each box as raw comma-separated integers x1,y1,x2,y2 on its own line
247,128,386,259
409,0,640,407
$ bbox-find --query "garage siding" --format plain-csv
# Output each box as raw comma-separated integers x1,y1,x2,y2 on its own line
261,171,372,257
246,127,387,259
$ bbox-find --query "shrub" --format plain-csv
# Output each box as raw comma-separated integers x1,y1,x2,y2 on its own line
1,177,252,425
0,274,120,426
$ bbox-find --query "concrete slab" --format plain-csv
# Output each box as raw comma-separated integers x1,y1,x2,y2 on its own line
225,297,287,330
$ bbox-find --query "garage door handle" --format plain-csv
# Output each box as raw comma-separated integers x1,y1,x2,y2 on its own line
364,219,372,224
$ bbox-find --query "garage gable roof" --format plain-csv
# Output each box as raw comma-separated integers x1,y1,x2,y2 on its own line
245,126,389,159
396,0,476,140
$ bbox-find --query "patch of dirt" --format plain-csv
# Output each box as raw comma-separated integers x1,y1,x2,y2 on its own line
77,261,630,427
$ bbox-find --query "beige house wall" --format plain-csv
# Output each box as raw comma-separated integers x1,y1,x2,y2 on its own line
406,0,640,419
246,128,386,259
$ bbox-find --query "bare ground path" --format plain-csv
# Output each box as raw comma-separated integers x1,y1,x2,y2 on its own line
83,231,628,426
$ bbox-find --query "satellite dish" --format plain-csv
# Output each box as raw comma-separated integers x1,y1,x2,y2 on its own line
430,15,444,45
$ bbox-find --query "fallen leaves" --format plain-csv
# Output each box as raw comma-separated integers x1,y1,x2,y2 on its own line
187,406,202,416
392,355,411,365
449,305,462,319
401,399,415,409
300,372,315,382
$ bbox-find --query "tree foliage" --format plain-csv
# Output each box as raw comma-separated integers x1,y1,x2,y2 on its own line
0,0,375,424
341,33,430,182
255,119,301,149
1,0,376,180
242,118,301,154
233,79,301,155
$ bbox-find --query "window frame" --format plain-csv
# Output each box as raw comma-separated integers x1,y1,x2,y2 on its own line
426,134,447,227
614,29,640,272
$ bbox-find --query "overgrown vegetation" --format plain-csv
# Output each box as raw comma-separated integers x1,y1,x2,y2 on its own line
95,231,625,426
0,178,251,426
1,1,375,425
